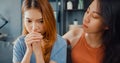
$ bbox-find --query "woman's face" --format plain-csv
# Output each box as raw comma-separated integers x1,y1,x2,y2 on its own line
83,0,108,33
24,8,45,34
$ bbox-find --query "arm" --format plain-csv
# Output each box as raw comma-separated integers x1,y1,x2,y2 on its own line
51,38,67,63
31,32,45,63
62,30,74,45
13,36,32,63
21,50,32,63
35,53,45,63
55,45,67,63
63,28,83,48
49,60,57,63
20,34,34,63
32,42,45,63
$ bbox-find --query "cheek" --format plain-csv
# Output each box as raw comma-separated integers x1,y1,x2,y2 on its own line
41,25,46,31
82,14,87,23
91,22,105,32
25,22,32,32
37,24,45,31
38,25,46,34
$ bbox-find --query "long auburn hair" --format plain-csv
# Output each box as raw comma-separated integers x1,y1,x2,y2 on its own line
22,0,57,63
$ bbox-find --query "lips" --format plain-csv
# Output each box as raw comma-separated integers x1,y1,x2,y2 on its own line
83,24,88,28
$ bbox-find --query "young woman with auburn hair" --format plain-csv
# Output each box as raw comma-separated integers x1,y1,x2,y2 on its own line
13,0,67,63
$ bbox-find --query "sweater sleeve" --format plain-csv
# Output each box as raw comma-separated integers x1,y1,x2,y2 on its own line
50,35,67,63
13,36,26,63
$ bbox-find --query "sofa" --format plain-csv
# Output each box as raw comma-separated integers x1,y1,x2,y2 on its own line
0,41,13,63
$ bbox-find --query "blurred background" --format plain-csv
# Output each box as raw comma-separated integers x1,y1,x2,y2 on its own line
0,0,91,63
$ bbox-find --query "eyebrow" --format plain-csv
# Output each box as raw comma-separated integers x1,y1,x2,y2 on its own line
93,11,101,15
88,7,101,15
26,18,43,21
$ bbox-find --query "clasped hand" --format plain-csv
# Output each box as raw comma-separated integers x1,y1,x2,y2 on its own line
25,32,44,55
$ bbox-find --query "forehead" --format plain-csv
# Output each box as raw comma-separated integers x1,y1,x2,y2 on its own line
24,8,42,19
89,0,100,12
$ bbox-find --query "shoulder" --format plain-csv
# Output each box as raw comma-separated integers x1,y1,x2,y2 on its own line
53,34,67,50
56,34,67,46
13,35,26,62
51,34,67,56
50,34,67,63
62,28,83,48
14,35,25,44
13,35,26,50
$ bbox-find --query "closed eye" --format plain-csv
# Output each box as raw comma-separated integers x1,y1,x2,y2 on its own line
85,7,90,14
92,14,99,18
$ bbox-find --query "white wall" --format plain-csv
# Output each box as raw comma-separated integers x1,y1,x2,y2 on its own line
0,0,22,42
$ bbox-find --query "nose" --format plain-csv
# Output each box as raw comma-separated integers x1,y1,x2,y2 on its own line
84,13,91,23
31,22,38,32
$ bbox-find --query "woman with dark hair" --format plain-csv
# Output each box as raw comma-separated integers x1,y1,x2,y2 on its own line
13,0,67,63
63,0,120,63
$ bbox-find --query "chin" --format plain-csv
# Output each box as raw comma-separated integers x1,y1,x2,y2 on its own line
83,29,90,33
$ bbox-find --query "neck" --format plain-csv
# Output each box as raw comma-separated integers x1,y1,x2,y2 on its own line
85,32,103,48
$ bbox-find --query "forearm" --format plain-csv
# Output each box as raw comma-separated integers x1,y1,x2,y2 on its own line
21,51,32,63
49,60,57,63
34,52,45,63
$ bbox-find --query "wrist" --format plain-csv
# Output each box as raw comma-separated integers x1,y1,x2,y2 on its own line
26,49,33,55
21,50,33,63
34,50,43,57
33,47,43,55
35,53,45,63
